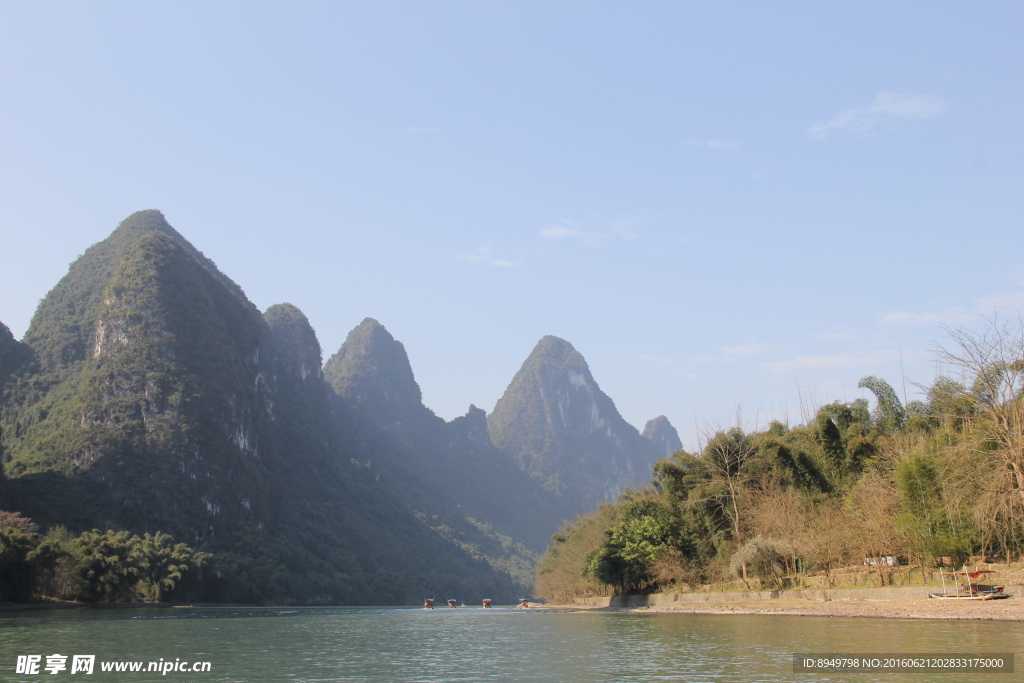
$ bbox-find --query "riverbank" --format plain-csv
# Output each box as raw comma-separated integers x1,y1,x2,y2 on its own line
0,601,172,611
544,578,1024,621
0,602,255,611
630,595,1024,620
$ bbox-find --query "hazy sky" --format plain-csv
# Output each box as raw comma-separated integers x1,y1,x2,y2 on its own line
1,2,1021,448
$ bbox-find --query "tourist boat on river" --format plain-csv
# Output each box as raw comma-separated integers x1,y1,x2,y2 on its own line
423,598,434,609
928,567,1010,600
482,599,492,608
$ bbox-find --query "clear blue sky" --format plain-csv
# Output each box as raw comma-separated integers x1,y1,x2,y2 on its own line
1,2,1021,448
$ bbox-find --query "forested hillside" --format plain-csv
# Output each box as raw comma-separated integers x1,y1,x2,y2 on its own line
536,325,1024,601
0,212,526,603
0,210,676,605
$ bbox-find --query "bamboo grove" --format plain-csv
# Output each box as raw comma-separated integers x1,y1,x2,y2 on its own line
535,320,1024,601
0,514,209,603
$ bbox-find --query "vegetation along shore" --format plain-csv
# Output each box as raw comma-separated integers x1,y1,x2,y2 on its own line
535,320,1024,614
4,211,1024,611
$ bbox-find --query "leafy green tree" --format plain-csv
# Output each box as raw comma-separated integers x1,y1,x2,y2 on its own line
75,530,143,602
73,529,211,602
816,401,876,484
0,527,39,602
583,495,677,591
858,375,907,433
654,428,756,541
535,506,622,601
925,377,975,429
895,456,974,565
753,422,831,493
133,532,210,601
25,526,83,600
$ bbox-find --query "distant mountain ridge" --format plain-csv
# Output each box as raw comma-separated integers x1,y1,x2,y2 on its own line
642,415,683,458
487,335,672,515
0,211,534,602
0,210,680,604
324,317,426,426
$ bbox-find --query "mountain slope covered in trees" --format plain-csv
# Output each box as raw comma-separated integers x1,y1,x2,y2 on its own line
1,210,678,604
0,212,531,602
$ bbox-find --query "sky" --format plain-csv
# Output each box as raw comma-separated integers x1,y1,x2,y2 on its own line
1,2,1021,449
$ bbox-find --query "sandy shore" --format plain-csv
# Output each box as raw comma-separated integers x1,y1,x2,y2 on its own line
626,595,1024,621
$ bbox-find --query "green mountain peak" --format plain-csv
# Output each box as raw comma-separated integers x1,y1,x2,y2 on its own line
323,318,424,416
641,415,683,457
264,303,322,382
0,212,564,604
21,210,249,381
0,321,30,388
488,335,661,513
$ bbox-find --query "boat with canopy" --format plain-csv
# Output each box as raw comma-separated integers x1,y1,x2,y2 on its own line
928,566,1010,600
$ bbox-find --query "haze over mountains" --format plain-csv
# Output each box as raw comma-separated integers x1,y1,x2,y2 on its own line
488,336,670,513
0,210,680,604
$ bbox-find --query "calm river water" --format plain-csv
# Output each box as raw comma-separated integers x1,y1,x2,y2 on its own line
2,606,1021,682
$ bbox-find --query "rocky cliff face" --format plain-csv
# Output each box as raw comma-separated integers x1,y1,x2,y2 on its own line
487,335,662,515
265,303,323,385
642,415,683,457
448,404,492,449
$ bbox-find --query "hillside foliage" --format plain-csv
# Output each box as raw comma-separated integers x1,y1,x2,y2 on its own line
0,516,209,603
0,211,568,605
536,321,1024,601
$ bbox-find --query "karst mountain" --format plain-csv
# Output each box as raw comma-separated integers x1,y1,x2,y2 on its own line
0,210,680,603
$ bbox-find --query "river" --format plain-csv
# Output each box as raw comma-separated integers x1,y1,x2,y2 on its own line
2,606,1020,682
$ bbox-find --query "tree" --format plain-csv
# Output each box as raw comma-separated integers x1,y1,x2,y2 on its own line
814,401,876,485
0,511,39,534
729,537,795,590
535,505,621,601
937,317,1024,509
26,526,83,600
895,455,974,566
74,529,208,602
76,530,142,602
858,376,907,433
0,527,38,601
133,532,210,602
654,428,756,541
752,422,831,494
583,495,676,592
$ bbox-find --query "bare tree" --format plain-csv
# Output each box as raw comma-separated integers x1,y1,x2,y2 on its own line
934,317,1024,506
844,468,911,563
662,427,758,541
747,485,805,551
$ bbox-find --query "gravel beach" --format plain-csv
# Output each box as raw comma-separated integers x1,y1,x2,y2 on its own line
629,594,1024,621
545,567,1024,621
